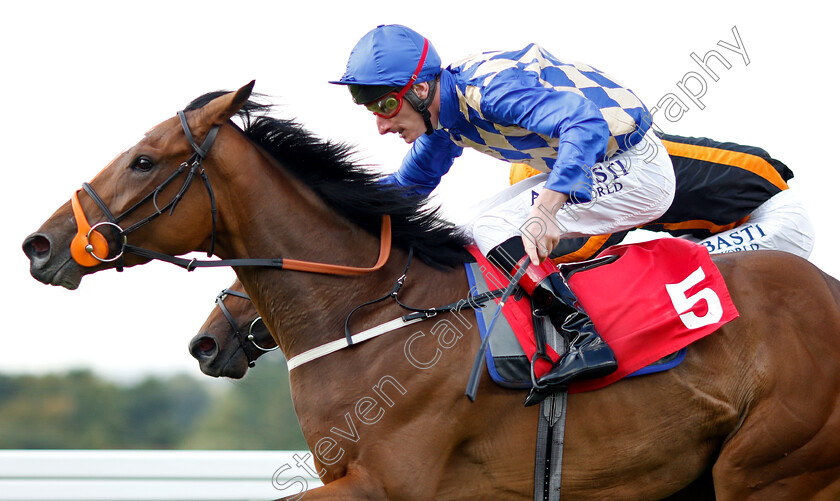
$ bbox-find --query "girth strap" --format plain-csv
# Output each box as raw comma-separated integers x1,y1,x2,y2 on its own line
534,392,568,501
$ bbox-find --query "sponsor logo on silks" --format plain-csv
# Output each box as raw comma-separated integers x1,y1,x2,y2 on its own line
700,224,766,253
591,159,630,199
530,159,631,206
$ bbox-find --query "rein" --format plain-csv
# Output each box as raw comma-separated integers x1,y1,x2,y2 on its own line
69,109,392,276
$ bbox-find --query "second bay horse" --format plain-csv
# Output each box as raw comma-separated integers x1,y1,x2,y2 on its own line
190,280,276,378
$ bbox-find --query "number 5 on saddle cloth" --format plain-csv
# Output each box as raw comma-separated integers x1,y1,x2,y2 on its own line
463,238,738,393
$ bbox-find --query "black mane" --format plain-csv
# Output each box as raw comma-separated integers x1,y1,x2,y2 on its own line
186,91,470,269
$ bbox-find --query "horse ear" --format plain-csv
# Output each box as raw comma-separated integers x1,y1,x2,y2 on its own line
202,80,255,125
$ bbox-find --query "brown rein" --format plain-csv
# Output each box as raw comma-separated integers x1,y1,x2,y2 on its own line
280,215,392,275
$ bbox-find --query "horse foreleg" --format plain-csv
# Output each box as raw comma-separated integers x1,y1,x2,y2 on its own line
274,469,387,501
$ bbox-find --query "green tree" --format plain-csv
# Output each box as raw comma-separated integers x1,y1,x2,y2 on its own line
0,370,124,448
122,374,213,448
0,361,305,450
180,357,307,450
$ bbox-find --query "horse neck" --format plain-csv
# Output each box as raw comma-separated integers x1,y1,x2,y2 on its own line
210,137,418,359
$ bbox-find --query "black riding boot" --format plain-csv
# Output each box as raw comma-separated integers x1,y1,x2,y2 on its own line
523,273,618,406
487,237,617,407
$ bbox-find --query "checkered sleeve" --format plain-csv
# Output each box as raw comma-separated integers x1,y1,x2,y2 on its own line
481,85,610,202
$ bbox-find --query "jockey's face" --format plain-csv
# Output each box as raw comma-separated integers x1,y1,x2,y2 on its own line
374,82,436,144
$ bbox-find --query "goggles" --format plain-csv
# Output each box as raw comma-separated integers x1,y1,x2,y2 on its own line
365,89,408,118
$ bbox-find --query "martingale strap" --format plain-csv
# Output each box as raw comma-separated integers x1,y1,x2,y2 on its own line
287,317,426,370
288,288,505,371
287,247,506,370
341,246,503,345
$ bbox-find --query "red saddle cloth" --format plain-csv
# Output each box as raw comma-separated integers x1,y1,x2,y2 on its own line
468,237,739,393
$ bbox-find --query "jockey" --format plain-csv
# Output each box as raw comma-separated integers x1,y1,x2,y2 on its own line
331,24,676,402
509,134,815,261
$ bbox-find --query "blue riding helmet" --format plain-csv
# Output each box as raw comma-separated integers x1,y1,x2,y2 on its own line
330,24,441,88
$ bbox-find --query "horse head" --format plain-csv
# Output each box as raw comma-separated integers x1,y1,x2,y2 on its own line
190,279,277,379
22,82,255,290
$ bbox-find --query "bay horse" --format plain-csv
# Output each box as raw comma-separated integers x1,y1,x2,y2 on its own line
190,280,277,379
22,82,840,500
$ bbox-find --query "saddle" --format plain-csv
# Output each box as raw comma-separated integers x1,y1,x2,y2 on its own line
464,238,737,393
464,252,683,390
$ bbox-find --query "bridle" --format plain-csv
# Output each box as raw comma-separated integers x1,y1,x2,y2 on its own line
70,111,219,270
69,107,392,275
215,288,278,368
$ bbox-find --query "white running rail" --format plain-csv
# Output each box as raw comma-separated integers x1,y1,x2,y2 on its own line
0,450,323,500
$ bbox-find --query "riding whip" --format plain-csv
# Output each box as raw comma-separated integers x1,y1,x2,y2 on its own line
465,256,530,402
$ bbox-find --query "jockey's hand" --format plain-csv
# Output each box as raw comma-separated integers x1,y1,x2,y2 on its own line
521,188,569,265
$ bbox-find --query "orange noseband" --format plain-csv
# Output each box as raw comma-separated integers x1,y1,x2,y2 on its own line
70,190,111,267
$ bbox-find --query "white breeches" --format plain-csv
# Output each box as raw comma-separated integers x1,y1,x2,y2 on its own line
469,129,676,255
686,189,814,259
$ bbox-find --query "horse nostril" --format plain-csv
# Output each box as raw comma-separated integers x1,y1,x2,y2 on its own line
198,337,216,354
190,336,218,360
23,234,52,260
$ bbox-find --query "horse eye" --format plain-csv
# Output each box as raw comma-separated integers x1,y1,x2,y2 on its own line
132,156,154,172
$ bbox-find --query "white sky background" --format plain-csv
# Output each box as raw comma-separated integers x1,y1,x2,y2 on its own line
2,1,838,380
